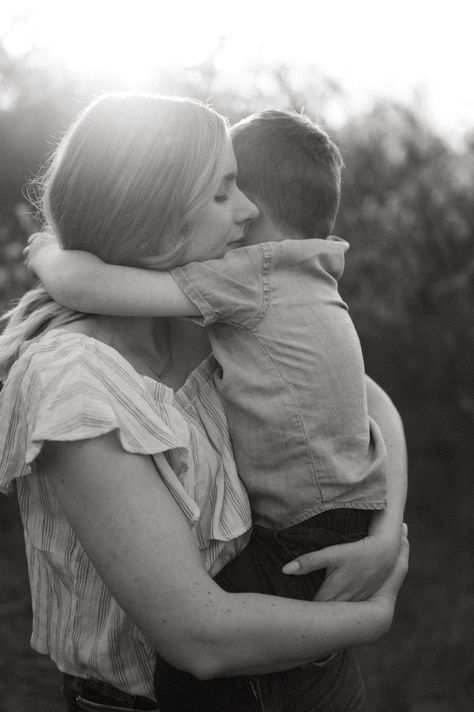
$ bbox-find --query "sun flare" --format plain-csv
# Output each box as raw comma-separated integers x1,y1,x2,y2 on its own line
2,0,474,136
3,0,226,82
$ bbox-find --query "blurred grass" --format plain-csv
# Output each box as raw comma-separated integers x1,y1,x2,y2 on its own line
1,454,472,711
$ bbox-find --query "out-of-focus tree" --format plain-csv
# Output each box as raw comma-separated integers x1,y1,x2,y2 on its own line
334,102,474,453
148,46,343,125
0,39,76,304
0,41,78,208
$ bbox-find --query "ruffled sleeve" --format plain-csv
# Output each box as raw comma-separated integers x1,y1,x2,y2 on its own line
0,331,190,495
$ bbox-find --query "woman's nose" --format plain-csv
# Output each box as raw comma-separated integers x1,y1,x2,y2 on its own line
237,191,259,223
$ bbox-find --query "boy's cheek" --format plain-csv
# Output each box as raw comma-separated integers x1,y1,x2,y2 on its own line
244,218,274,246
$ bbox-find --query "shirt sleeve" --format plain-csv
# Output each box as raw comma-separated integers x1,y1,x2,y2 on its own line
170,244,268,327
317,236,349,281
0,334,190,493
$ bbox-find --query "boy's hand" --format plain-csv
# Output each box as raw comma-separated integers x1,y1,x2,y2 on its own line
282,525,403,602
24,231,61,276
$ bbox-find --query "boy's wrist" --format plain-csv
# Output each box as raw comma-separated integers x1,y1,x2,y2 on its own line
28,243,62,276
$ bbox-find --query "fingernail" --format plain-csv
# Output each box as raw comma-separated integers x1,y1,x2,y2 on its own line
282,561,300,574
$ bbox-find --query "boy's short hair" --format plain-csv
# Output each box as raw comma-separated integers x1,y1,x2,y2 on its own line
231,110,343,239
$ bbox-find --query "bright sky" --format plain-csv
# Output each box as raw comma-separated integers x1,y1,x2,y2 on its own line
1,0,473,137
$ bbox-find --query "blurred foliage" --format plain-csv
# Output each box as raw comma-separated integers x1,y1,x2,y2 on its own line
335,103,474,455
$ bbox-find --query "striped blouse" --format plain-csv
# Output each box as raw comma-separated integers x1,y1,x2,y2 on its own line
0,329,252,699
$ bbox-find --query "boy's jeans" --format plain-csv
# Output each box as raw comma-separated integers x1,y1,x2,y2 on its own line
155,508,371,712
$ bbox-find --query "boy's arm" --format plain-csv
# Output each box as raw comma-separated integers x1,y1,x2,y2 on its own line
25,233,199,317
283,377,407,602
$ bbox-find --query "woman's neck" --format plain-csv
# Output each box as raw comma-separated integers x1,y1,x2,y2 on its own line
97,316,163,352
57,314,212,388
91,315,173,381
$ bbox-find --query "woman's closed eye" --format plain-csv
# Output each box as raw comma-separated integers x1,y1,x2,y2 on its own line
214,192,228,203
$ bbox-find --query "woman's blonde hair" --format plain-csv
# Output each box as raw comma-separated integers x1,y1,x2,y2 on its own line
0,93,229,380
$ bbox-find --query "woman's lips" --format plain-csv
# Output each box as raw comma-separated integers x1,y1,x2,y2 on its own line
227,237,244,249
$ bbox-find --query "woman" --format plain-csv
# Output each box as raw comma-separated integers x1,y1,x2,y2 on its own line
0,93,407,711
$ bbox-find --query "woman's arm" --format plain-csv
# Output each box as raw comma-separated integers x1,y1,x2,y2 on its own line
41,431,407,679
365,375,407,539
283,377,407,602
25,233,198,317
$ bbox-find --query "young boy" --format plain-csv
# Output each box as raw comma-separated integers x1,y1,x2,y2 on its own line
29,109,387,577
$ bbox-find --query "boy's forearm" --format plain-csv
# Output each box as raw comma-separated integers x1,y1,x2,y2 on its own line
365,376,407,538
74,262,199,317
33,247,199,317
37,248,121,314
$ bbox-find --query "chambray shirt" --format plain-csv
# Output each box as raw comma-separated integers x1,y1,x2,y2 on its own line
172,237,388,529
0,331,251,699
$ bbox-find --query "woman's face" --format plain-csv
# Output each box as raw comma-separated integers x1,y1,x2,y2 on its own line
182,139,259,263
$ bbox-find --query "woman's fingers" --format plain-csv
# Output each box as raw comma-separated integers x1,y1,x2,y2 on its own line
399,525,410,566
282,547,338,575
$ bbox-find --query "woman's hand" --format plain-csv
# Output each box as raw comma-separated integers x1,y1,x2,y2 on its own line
282,525,403,602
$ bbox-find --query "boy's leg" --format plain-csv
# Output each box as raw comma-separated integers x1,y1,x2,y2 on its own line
272,649,368,712
259,509,370,712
